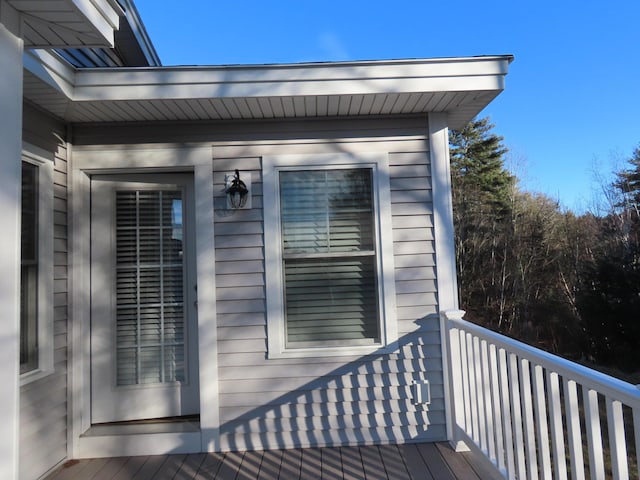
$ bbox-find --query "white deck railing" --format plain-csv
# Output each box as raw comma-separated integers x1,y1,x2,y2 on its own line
441,310,640,480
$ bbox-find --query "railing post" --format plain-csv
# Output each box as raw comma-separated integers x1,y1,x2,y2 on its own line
440,310,468,452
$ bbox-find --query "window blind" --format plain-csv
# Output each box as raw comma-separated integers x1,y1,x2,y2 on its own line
279,169,380,346
115,190,186,385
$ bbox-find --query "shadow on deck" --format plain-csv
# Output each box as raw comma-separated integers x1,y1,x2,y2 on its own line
45,442,497,479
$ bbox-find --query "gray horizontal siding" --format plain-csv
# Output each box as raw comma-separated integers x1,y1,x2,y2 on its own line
20,106,69,480
213,130,443,452
70,117,444,454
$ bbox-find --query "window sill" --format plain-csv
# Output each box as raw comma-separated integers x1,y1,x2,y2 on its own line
20,367,54,386
267,343,396,360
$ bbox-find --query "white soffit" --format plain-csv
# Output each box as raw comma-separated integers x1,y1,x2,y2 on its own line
24,54,513,129
8,0,122,47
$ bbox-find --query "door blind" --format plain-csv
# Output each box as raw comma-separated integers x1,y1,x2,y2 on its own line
115,190,186,385
279,169,380,346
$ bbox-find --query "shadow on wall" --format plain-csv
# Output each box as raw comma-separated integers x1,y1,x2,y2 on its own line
217,313,445,452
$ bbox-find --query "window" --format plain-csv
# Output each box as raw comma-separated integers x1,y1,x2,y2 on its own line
20,147,54,382
264,153,397,358
114,189,186,385
21,162,38,373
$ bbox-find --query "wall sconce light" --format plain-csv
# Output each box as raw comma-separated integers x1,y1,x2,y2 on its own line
225,169,251,209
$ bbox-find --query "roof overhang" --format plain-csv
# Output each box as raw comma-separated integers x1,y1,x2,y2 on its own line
7,0,122,47
24,52,513,129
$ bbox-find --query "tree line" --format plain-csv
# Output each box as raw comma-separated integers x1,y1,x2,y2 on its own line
449,118,640,375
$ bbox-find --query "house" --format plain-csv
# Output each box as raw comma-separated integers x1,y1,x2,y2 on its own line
0,1,513,478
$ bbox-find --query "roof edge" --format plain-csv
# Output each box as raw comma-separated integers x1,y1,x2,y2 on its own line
115,0,161,66
77,54,514,73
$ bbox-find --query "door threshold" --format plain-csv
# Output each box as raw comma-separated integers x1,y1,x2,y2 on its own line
82,415,200,437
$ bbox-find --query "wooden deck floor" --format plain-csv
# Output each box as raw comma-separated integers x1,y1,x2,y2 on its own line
45,442,496,480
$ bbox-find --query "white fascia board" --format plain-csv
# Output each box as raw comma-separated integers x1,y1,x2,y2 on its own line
69,0,123,46
24,50,76,99
72,56,512,102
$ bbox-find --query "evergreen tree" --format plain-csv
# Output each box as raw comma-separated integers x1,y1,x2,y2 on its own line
449,117,584,357
449,117,513,215
449,120,640,373
614,145,640,210
449,118,514,327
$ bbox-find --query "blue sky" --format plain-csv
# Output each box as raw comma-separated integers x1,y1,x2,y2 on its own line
134,0,640,213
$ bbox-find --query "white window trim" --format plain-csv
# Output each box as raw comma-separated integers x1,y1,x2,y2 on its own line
264,152,397,359
20,143,55,385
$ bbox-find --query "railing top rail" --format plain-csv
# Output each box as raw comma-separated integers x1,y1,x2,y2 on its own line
443,312,640,407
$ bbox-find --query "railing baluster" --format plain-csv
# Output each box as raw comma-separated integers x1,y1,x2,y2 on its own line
459,329,472,436
520,358,539,480
474,336,488,454
467,332,480,445
498,347,516,478
481,339,496,463
532,364,552,479
488,344,506,473
547,371,568,480
509,352,527,480
583,388,604,480
606,398,629,480
564,379,586,480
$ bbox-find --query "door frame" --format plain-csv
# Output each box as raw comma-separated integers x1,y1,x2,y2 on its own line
69,145,220,458
90,175,199,424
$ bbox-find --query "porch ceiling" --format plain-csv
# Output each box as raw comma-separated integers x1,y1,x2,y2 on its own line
8,0,122,47
23,52,513,129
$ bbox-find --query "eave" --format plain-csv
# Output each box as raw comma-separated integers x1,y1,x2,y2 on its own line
7,0,123,47
23,53,513,129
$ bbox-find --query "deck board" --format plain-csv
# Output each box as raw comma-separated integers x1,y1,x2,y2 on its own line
434,443,484,480
111,456,149,480
257,449,283,480
398,444,435,480
320,446,344,479
278,447,302,479
214,450,244,478
359,444,387,480
339,446,367,480
299,447,323,479
381,445,413,480
194,453,225,479
45,442,494,479
417,443,458,479
131,456,170,480
241,450,265,478
174,453,207,480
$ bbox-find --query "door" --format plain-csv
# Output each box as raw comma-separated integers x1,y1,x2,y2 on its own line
90,174,199,424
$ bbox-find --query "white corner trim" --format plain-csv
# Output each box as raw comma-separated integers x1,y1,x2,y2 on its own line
429,112,459,312
429,112,460,449
193,161,221,452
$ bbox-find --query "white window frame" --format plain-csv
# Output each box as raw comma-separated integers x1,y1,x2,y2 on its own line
20,143,54,385
264,152,397,358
